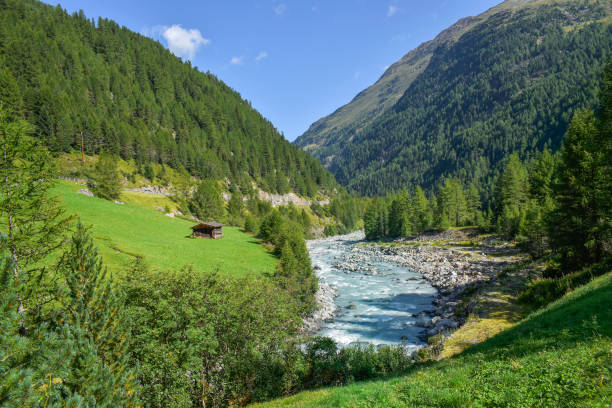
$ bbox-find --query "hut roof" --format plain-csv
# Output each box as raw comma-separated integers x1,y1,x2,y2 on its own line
191,221,224,230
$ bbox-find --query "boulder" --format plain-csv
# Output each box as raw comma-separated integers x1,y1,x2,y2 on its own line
77,188,93,197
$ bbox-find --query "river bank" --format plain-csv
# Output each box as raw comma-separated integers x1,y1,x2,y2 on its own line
303,229,521,343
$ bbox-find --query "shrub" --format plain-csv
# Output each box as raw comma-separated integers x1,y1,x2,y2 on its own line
518,257,612,308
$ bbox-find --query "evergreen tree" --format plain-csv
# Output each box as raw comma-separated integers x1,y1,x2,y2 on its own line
244,214,259,234
465,183,481,225
0,234,36,406
364,199,388,240
388,191,412,237
276,232,317,314
53,222,140,406
0,68,23,120
227,191,245,226
189,179,225,221
412,186,432,233
259,210,285,244
549,97,611,271
143,163,155,181
529,149,555,202
89,152,122,201
437,178,468,227
494,153,529,238
0,106,71,308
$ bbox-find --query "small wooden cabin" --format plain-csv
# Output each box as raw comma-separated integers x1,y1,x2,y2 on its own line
191,221,224,239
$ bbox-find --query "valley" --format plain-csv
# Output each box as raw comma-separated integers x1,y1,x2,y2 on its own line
1,0,610,407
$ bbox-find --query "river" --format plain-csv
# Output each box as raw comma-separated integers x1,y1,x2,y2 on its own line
308,232,438,350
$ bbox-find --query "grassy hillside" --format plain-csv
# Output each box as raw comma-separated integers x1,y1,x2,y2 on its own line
54,181,277,277
253,271,612,407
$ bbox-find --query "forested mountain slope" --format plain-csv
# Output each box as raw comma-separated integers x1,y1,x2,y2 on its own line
295,0,612,197
0,0,339,197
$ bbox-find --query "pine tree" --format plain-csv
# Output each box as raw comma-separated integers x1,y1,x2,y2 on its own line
412,186,432,233
189,179,226,221
364,199,387,240
53,222,140,406
388,191,412,237
89,152,122,201
465,183,481,225
437,178,468,227
0,234,35,406
549,79,611,271
494,153,530,238
529,149,555,202
0,106,71,313
227,190,245,226
0,68,23,120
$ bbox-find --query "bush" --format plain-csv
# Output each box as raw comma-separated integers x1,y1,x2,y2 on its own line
302,337,415,388
122,267,300,407
518,257,612,308
244,214,259,234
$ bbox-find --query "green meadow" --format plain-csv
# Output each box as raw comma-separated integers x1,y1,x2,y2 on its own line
53,181,277,278
253,271,612,407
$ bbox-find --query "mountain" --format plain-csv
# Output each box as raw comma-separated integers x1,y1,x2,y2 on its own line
295,0,612,197
0,0,339,197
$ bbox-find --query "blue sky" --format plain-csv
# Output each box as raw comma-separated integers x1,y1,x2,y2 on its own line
42,0,501,141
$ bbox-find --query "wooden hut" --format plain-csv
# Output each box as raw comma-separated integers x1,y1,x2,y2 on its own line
191,221,224,239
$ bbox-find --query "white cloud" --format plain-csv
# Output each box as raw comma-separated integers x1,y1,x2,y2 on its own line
274,4,286,15
388,5,398,17
231,56,244,65
354,72,361,79
161,24,209,60
255,51,268,62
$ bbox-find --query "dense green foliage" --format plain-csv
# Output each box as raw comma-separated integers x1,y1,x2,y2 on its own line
518,256,612,308
298,1,612,199
121,261,417,407
188,179,226,222
122,263,301,407
0,99,71,279
300,337,414,390
0,120,140,405
254,271,612,408
548,84,612,270
0,225,139,407
88,152,121,200
46,222,140,406
363,180,483,240
0,0,339,197
258,209,318,313
368,63,611,274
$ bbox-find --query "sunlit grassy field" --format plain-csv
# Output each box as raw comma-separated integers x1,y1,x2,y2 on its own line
252,272,612,407
53,181,277,278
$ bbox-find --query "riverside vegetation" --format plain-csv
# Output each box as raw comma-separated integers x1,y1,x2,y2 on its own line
1,0,611,407
0,103,400,407
255,63,611,406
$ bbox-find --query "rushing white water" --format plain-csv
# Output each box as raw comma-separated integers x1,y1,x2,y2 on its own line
309,232,437,350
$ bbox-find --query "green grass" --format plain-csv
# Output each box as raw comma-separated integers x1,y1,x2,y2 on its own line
54,181,277,278
120,190,178,213
252,272,612,407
